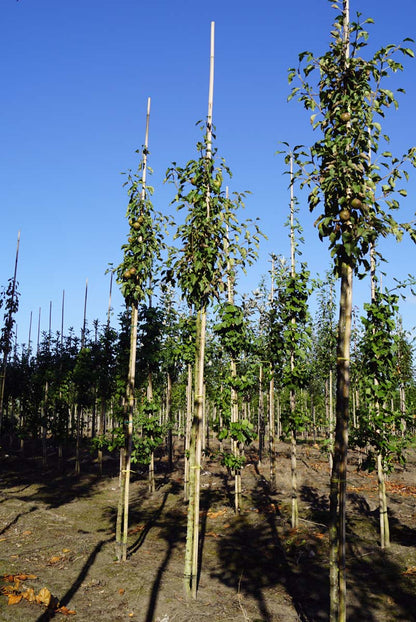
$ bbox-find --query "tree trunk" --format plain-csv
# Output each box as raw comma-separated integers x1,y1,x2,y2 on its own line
167,372,173,471
116,302,138,562
377,453,390,549
184,363,193,502
258,364,264,464
269,372,276,490
184,308,206,599
329,262,353,622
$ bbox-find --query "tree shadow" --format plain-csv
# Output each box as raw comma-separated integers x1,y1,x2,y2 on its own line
0,505,38,535
35,538,111,621
347,539,416,621
299,484,329,526
212,475,328,622
388,508,416,548
0,451,109,512
127,488,171,556
144,508,185,622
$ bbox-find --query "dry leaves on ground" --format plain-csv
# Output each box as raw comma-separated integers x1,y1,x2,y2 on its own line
1,573,76,615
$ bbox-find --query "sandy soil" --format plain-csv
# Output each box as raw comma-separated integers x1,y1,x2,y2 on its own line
1,439,416,622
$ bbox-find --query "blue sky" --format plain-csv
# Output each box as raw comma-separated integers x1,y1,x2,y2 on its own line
1,0,416,346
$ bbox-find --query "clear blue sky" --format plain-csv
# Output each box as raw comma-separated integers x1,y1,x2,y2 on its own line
1,0,416,345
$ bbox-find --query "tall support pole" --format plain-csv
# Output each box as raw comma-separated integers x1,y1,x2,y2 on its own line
184,22,215,600
117,96,151,562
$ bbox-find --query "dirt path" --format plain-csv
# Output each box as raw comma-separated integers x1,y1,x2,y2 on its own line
1,441,416,621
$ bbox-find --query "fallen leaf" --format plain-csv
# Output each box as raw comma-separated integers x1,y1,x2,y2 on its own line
22,530,32,536
403,566,416,575
22,587,36,603
119,588,125,595
36,586,59,608
128,525,144,535
62,548,71,554
14,574,37,581
57,605,76,615
48,555,63,565
8,593,23,605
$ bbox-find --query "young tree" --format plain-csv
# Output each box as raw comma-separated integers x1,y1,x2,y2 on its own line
288,1,416,619
351,284,410,549
115,98,170,562
0,232,20,435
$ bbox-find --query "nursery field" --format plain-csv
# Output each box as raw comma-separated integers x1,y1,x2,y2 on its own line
1,440,416,622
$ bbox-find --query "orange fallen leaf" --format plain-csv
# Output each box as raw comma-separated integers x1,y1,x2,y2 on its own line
22,587,37,603
128,525,144,535
22,530,32,536
36,586,59,608
8,593,23,605
223,524,230,529
14,573,37,581
57,605,76,615
119,588,125,595
403,566,416,575
48,555,63,565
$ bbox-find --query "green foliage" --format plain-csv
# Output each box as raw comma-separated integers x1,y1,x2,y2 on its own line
288,3,416,276
132,400,166,465
165,121,263,311
218,418,257,444
116,147,171,305
0,278,20,359
221,451,247,471
351,288,409,470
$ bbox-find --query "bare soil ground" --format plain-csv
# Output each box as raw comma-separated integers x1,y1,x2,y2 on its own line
1,439,416,622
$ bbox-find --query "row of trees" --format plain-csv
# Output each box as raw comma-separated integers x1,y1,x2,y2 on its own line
2,1,416,619
0,262,414,476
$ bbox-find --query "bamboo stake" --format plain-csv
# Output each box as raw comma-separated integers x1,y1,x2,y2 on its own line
82,279,88,348
289,153,298,529
107,271,113,328
269,255,276,490
117,96,151,562
185,22,215,600
61,290,65,346
37,307,41,353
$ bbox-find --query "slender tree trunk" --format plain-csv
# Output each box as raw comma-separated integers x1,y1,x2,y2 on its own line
258,364,264,464
269,371,277,489
184,363,193,502
377,453,390,549
290,417,298,529
75,404,82,475
147,372,155,494
184,308,206,599
116,302,138,562
329,262,353,622
167,372,173,471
